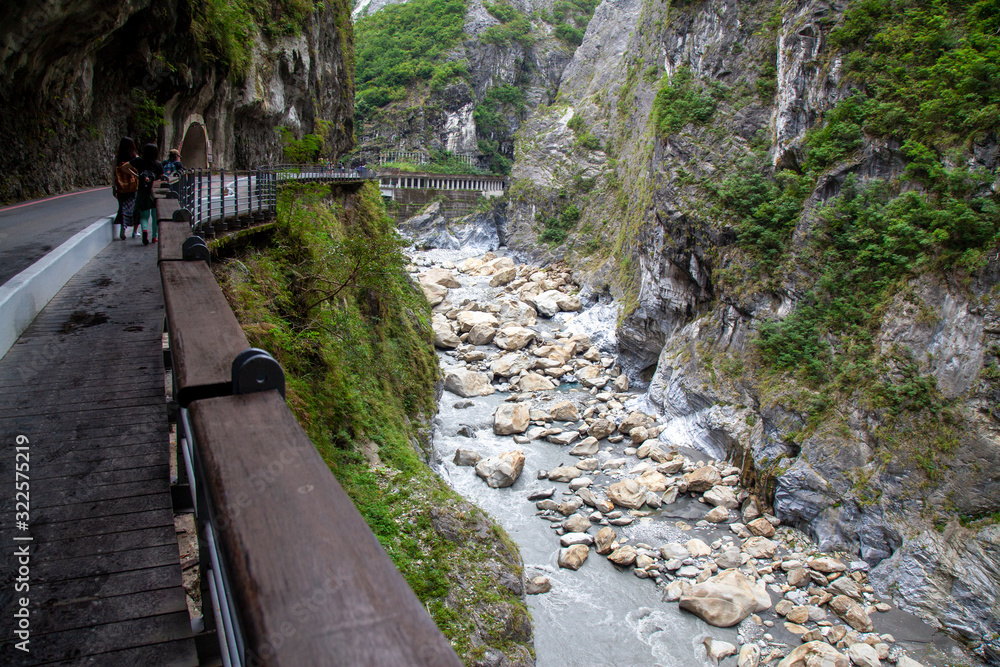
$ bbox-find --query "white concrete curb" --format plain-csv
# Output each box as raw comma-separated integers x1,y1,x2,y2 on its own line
0,216,114,361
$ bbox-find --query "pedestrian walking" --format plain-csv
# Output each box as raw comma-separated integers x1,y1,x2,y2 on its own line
130,143,165,245
112,137,138,240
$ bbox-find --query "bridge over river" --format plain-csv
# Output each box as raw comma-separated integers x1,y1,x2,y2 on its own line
0,167,462,665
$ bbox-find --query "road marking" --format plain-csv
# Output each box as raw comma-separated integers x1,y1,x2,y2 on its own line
0,187,107,213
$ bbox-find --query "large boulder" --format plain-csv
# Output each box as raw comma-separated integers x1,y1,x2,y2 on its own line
419,268,461,288
494,403,530,435
554,292,582,312
499,300,537,326
558,544,589,570
595,527,616,555
549,400,580,422
548,466,582,482
494,325,536,351
491,353,530,378
432,320,460,349
847,643,881,667
685,466,723,492
829,595,873,632
776,642,849,667
588,418,615,440
453,448,482,466
636,470,668,493
608,545,637,567
704,485,740,510
467,322,497,346
489,266,517,287
742,537,778,559
618,412,652,434
607,479,647,510
457,310,499,332
519,372,556,391
475,450,525,488
529,290,561,318
420,281,447,306
678,569,771,628
576,365,607,389
443,368,495,397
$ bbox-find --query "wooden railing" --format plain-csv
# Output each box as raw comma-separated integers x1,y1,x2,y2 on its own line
155,195,461,666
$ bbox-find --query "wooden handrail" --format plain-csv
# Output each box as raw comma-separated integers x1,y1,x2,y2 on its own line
154,198,461,666
188,392,460,666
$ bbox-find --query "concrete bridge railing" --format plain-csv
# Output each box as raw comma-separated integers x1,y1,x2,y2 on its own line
153,189,460,666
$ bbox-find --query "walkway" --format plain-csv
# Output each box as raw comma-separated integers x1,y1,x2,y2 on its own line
0,237,196,664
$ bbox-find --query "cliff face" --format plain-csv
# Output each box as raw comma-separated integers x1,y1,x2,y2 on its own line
0,0,354,202
501,0,1000,647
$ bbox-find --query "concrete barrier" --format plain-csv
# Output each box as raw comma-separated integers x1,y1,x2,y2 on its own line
0,216,114,360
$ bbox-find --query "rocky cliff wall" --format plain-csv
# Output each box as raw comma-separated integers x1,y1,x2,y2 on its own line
0,0,354,203
502,0,1000,649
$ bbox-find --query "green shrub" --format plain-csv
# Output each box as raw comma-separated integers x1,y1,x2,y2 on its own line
481,1,534,48
832,0,1000,142
652,66,716,136
537,203,580,244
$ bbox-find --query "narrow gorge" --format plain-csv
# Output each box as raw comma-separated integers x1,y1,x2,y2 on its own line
353,0,1000,663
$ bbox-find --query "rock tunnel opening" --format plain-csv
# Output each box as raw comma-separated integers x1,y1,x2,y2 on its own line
180,122,209,168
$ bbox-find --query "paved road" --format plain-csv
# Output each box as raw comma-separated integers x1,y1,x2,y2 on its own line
0,187,117,285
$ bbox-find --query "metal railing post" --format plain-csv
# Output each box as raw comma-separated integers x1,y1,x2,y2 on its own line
218,168,227,235
206,169,214,238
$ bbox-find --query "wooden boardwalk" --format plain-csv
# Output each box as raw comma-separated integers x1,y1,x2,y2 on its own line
0,235,197,665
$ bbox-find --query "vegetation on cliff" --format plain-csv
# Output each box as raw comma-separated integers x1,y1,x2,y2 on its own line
353,0,468,119
214,182,533,664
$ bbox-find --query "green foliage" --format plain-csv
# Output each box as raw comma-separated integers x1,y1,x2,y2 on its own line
190,0,318,79
128,88,165,144
354,0,467,117
542,0,600,45
537,203,580,244
554,23,584,46
756,174,998,386
566,113,601,150
831,0,1000,141
481,1,534,48
802,95,866,174
652,66,717,136
278,119,334,163
473,85,526,174
717,153,810,264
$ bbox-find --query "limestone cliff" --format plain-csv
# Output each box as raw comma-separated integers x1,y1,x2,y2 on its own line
501,0,1000,651
0,0,354,202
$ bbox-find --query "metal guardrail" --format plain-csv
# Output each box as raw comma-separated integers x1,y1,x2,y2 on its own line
155,197,460,666
172,165,377,238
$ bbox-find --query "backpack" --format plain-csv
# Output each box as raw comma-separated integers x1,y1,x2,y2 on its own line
138,169,155,194
115,161,138,195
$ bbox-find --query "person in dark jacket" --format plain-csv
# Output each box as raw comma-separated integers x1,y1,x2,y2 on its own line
112,137,138,240
130,143,165,245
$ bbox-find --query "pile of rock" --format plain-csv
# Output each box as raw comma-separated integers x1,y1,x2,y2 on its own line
424,253,929,667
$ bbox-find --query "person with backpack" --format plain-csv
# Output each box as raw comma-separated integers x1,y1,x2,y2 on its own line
130,143,165,245
112,137,139,240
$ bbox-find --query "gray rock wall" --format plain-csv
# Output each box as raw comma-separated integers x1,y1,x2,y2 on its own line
0,0,354,202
